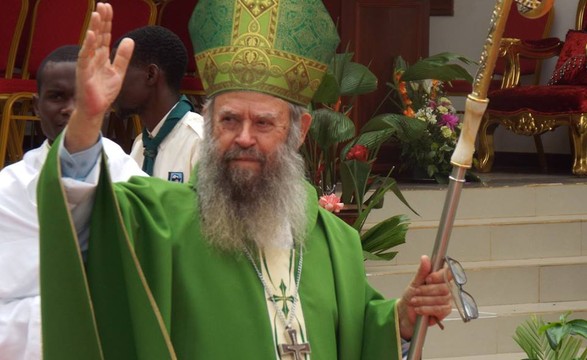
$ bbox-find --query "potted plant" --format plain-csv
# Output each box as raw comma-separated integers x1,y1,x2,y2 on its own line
513,311,587,360
381,53,476,183
302,51,424,261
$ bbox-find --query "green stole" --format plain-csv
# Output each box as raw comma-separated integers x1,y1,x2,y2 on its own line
142,95,195,176
37,136,402,359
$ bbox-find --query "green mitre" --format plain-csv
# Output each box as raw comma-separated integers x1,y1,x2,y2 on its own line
189,0,339,106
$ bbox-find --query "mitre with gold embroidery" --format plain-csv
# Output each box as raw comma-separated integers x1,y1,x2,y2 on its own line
189,0,339,106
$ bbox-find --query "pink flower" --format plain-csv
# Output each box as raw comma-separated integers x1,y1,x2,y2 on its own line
438,113,459,130
319,194,344,213
346,144,369,162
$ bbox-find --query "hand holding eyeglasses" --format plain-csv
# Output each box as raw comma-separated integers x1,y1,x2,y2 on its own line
444,256,479,322
397,255,453,341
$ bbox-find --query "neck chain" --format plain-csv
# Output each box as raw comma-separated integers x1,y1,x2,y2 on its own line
243,242,304,330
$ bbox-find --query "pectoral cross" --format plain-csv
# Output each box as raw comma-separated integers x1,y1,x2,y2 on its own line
278,327,311,360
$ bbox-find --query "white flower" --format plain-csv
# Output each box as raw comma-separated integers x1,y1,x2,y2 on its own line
439,96,451,105
441,126,452,138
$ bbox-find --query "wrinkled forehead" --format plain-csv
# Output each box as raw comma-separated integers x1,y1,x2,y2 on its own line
211,91,291,121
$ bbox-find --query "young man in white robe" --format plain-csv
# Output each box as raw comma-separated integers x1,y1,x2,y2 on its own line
0,45,146,360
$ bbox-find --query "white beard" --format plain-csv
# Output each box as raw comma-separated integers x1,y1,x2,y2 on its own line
196,135,308,253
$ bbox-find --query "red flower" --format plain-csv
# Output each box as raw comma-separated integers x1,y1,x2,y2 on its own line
346,144,369,162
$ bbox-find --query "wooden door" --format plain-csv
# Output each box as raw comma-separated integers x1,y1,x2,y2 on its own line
324,0,430,128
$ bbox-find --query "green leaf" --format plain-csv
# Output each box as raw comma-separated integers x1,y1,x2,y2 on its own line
380,177,419,216
331,52,355,84
514,313,587,360
362,250,399,261
545,325,570,351
309,108,355,150
399,52,475,83
568,319,587,339
312,73,340,104
402,63,473,83
339,159,371,205
362,113,427,141
341,129,394,159
339,62,378,96
361,214,409,255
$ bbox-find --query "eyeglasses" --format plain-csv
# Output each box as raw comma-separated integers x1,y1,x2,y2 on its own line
444,256,479,322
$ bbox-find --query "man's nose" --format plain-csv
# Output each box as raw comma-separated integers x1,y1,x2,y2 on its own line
234,121,257,148
61,98,75,116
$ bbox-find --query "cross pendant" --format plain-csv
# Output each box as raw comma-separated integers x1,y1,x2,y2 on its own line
278,327,311,360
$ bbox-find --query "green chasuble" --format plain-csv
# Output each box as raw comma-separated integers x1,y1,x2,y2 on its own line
37,139,403,360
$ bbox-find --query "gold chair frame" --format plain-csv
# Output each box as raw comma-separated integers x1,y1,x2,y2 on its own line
0,0,93,169
477,0,587,176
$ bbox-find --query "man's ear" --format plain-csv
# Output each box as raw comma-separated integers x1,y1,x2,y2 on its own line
146,64,159,85
298,112,312,148
32,94,40,117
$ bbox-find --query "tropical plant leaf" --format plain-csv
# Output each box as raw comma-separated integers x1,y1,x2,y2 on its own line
360,214,409,256
545,324,570,351
361,113,427,141
514,313,586,360
568,319,587,339
402,63,473,83
416,52,476,66
339,159,371,205
312,72,340,104
341,129,394,159
398,52,475,83
330,51,354,84
514,315,547,359
339,61,378,96
362,250,399,261
379,177,419,216
309,108,355,150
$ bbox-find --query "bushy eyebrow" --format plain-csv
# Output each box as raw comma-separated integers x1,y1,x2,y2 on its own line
216,108,281,121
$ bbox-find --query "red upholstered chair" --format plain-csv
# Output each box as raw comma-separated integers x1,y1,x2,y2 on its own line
0,0,29,79
0,0,30,169
157,0,204,99
104,0,158,44
0,0,93,169
446,4,555,96
477,0,587,176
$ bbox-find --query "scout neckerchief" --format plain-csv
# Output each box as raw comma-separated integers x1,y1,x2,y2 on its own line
142,95,194,176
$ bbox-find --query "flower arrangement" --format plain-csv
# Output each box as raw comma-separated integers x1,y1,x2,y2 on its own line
398,79,461,182
302,51,423,261
382,53,476,183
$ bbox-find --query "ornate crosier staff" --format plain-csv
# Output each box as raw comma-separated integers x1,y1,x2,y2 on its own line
406,0,554,359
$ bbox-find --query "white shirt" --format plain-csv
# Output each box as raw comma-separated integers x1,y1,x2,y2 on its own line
130,110,204,182
0,138,146,360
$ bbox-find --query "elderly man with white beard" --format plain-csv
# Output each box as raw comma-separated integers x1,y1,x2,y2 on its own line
35,1,452,359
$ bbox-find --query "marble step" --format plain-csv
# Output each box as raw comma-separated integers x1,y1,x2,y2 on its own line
379,214,587,266
367,182,587,223
423,301,587,359
366,256,587,307
362,176,587,358
433,353,527,360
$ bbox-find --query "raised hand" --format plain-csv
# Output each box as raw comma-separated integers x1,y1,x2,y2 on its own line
397,255,452,340
65,3,134,153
